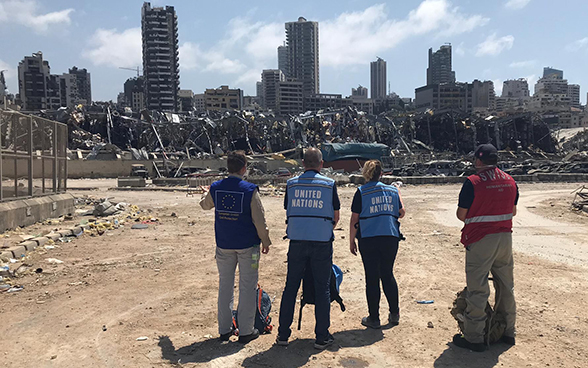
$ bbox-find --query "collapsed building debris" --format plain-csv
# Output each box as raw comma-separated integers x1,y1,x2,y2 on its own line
29,103,588,176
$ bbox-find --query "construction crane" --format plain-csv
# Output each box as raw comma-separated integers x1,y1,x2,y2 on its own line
119,66,141,77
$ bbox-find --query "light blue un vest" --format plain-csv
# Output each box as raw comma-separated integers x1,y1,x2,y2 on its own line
359,181,400,238
286,171,335,242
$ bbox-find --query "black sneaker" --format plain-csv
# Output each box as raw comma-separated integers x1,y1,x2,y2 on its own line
314,334,335,350
238,329,260,344
501,335,516,346
361,316,381,329
452,334,486,352
388,312,400,326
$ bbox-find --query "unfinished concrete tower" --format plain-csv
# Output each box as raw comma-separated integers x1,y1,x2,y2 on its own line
141,2,180,112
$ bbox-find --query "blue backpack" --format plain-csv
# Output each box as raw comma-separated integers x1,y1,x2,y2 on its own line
297,264,345,330
232,285,273,335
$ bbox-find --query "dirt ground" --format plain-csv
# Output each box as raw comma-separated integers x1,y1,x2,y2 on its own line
1,179,588,368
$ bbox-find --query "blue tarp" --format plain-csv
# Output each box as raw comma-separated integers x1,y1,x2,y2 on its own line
321,143,390,162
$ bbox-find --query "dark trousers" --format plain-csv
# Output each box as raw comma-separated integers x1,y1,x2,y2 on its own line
359,236,399,320
278,240,333,342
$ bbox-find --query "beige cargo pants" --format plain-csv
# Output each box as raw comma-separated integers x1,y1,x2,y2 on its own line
464,232,516,343
216,245,260,336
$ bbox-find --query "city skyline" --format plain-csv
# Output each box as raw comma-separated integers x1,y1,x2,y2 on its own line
1,0,587,103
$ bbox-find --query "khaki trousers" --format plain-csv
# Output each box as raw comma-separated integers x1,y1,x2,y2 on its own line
464,232,516,343
216,246,260,336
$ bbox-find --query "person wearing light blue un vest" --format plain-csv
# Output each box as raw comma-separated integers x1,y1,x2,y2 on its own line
276,147,340,350
350,159,405,330
200,151,272,344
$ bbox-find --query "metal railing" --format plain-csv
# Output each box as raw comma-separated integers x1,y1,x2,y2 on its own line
0,109,68,202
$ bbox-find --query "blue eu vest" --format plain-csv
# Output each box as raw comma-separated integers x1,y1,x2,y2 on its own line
286,171,335,242
210,176,261,249
358,181,400,238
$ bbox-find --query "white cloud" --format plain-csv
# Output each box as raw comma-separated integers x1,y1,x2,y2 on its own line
476,33,514,56
525,74,538,89
321,0,489,67
82,28,142,68
493,79,503,96
504,0,532,10
454,42,466,56
565,37,588,52
509,60,536,68
0,0,73,33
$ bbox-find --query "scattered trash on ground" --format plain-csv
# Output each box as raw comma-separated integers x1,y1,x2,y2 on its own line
46,258,64,264
416,300,434,304
136,336,148,341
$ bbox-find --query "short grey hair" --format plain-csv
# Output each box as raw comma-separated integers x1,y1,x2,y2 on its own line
303,147,322,169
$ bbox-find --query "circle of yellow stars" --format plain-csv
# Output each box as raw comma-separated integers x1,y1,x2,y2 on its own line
221,194,236,211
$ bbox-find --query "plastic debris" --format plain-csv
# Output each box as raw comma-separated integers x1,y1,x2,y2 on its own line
6,286,24,293
131,224,149,230
46,258,64,264
416,300,434,304
136,336,148,341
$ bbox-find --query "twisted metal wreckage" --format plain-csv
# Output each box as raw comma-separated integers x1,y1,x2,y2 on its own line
40,105,561,157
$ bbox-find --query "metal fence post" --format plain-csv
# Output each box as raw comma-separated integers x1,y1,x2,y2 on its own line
64,125,68,191
53,121,58,193
28,116,34,197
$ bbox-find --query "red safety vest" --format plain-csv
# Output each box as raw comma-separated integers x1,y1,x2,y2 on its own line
461,167,517,246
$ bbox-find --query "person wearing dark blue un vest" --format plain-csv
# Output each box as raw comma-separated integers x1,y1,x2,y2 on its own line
276,147,340,350
200,151,272,344
349,159,405,329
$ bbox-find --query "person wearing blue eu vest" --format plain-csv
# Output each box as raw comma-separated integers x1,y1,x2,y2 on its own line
349,160,405,329
276,148,340,350
200,151,272,344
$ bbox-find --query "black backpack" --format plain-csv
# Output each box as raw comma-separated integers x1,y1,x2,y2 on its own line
297,263,345,330
232,285,273,335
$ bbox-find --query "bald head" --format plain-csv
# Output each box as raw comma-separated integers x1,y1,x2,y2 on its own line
303,147,323,170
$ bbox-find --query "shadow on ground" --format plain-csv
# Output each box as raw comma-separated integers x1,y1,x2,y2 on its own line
434,342,512,368
241,328,384,368
158,335,245,364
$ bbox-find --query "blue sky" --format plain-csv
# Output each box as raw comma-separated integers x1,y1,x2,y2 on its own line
1,0,587,103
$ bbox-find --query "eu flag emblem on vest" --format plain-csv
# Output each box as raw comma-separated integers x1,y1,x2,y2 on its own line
215,190,244,214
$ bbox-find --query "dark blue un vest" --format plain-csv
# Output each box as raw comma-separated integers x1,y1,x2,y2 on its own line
286,171,335,242
358,181,400,238
210,176,261,249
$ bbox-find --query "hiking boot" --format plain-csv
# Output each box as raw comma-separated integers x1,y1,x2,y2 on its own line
501,335,516,346
275,336,289,346
452,334,486,352
313,334,335,350
238,329,259,344
388,312,400,326
361,316,381,329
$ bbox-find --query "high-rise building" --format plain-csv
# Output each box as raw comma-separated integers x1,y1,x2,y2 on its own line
0,71,7,97
278,43,289,78
18,52,51,110
58,73,79,108
278,80,304,116
124,76,145,112
68,66,92,104
426,44,455,85
568,84,581,108
141,2,180,112
470,80,495,111
502,79,530,99
370,57,387,100
351,85,368,99
543,67,563,79
261,69,284,111
285,17,319,96
194,93,205,111
535,75,569,95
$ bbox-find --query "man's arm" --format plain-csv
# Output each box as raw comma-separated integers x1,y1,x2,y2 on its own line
199,190,215,210
332,184,341,228
349,212,359,256
251,189,272,254
456,207,468,222
456,179,474,223
333,210,340,228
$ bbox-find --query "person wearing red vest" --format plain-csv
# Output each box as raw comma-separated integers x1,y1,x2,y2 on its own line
453,144,519,352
